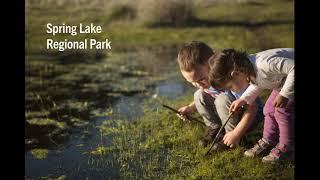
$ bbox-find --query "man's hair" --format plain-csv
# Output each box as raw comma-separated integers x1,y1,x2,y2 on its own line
208,48,256,89
177,41,214,71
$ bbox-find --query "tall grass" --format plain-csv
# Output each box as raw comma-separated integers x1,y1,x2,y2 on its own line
137,0,194,27
26,0,195,27
95,96,294,179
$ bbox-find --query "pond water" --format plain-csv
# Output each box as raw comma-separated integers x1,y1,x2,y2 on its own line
25,50,194,179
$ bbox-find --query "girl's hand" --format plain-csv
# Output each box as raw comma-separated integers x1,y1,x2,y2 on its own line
229,99,246,113
273,94,289,108
223,130,240,148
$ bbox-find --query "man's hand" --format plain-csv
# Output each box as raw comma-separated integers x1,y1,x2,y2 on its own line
273,94,289,108
177,104,196,122
229,99,247,113
223,130,241,148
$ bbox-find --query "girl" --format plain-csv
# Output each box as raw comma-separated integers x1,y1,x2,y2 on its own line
208,48,294,163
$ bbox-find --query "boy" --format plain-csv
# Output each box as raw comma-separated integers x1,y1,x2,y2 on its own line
176,41,263,150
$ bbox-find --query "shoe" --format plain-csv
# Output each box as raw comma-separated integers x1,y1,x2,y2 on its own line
262,143,294,163
198,127,220,148
211,140,230,152
205,139,230,155
244,138,273,158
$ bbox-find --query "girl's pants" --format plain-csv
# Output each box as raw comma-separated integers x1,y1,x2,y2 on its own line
263,90,295,146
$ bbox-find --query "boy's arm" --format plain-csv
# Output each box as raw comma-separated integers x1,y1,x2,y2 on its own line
178,101,196,115
223,103,257,147
188,101,196,109
185,101,196,112
233,103,257,138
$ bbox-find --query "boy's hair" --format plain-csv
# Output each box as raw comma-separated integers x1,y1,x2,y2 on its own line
208,48,256,89
177,41,214,71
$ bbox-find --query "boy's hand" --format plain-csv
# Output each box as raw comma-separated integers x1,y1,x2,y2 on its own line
177,114,188,122
177,105,196,121
273,94,288,108
223,130,240,148
229,99,246,113
178,105,195,115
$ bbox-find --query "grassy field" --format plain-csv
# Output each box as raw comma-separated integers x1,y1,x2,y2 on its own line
26,0,293,52
26,0,294,178
95,96,294,179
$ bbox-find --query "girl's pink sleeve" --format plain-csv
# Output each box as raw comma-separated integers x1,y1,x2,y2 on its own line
240,84,263,104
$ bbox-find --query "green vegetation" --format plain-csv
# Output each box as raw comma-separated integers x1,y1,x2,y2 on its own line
26,0,293,52
95,96,294,179
25,50,175,147
27,118,67,130
26,0,294,178
136,0,194,27
30,149,49,160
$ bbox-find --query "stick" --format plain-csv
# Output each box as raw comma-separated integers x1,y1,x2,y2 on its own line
205,105,247,156
161,104,206,126
205,111,234,156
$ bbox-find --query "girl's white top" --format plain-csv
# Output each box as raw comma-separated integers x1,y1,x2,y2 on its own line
241,48,294,104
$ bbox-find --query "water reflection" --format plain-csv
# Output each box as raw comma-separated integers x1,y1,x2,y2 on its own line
25,48,195,178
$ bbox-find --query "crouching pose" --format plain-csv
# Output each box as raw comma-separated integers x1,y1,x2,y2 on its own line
208,48,294,162
177,41,263,151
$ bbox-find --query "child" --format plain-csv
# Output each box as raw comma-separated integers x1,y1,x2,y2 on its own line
208,48,294,162
177,41,263,150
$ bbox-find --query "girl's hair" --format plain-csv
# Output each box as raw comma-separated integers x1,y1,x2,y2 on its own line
208,48,256,89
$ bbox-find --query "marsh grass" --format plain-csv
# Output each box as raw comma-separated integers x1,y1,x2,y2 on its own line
136,0,195,27
25,49,177,148
94,96,294,179
26,0,294,178
30,148,49,160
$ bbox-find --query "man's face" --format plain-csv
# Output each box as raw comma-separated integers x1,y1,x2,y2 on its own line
181,65,210,89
